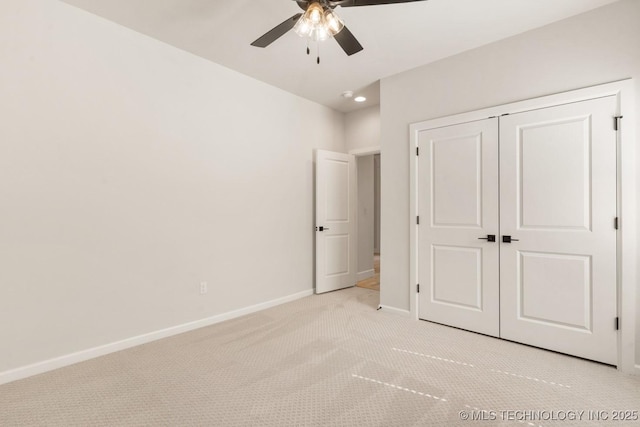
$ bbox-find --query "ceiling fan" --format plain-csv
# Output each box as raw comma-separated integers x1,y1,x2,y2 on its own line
251,0,427,57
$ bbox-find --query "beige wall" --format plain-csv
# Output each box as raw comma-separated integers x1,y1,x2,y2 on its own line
380,0,640,361
347,106,381,280
345,106,381,152
0,0,345,374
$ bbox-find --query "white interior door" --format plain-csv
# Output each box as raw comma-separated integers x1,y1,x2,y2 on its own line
499,96,618,364
417,118,500,337
315,150,356,294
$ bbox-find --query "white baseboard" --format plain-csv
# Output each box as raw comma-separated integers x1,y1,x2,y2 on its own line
357,269,375,281
378,305,411,317
0,289,313,385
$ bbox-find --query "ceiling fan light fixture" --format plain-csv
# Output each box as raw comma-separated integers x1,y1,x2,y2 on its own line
313,26,330,41
324,9,344,36
306,2,324,25
294,1,344,41
254,0,422,57
293,17,312,38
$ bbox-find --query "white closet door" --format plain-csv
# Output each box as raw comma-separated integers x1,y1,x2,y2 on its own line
418,118,500,337
499,96,618,364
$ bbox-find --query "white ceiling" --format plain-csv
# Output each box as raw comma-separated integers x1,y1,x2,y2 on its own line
61,0,618,112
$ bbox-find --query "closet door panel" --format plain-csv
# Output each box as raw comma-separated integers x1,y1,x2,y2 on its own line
417,118,500,337
499,96,618,365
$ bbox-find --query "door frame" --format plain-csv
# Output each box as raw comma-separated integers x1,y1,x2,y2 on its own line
314,146,380,294
349,145,381,294
408,79,636,373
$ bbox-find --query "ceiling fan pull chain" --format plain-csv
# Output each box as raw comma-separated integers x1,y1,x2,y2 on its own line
317,41,320,65
306,39,310,55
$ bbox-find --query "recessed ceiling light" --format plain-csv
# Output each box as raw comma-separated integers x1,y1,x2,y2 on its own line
354,96,367,103
342,91,354,98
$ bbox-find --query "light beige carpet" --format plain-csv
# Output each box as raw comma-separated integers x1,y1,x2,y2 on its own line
1,287,639,426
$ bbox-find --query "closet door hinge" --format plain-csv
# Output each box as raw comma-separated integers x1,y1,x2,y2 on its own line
614,217,619,230
614,116,623,131
417,284,420,293
416,216,420,225
615,317,620,330
416,147,419,156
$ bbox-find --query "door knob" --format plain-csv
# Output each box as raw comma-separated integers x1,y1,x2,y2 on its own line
316,226,330,232
502,235,519,243
478,234,496,242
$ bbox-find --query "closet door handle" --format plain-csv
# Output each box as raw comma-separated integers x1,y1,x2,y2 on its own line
478,234,496,242
502,235,519,243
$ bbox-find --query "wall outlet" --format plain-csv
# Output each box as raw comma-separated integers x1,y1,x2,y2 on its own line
200,281,208,295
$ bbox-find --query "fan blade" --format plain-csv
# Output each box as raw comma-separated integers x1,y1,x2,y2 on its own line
334,25,363,56
340,0,426,6
251,14,302,48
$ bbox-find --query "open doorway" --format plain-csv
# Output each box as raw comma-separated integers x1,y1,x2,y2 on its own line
356,153,380,291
